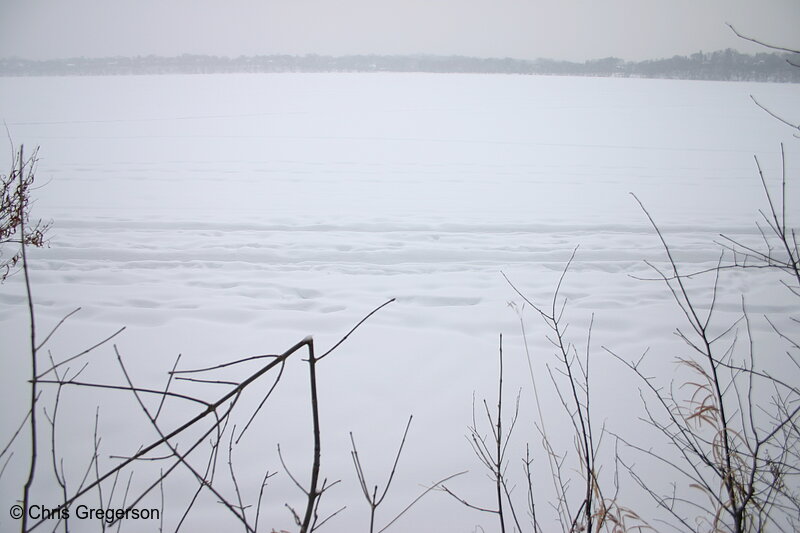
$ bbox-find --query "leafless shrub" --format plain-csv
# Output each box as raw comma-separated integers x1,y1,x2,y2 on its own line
500,257,650,533
441,334,524,533
0,145,50,282
606,152,800,532
2,157,436,532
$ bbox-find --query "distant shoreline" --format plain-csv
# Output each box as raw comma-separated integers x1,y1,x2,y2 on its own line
2,49,798,82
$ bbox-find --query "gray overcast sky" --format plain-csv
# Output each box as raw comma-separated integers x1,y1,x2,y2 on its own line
0,0,798,61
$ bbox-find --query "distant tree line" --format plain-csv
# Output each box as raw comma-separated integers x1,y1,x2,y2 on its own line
1,49,798,82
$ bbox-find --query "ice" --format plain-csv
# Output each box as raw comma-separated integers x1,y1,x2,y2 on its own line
0,73,798,532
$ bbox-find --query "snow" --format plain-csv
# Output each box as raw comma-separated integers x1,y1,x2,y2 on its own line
0,73,798,532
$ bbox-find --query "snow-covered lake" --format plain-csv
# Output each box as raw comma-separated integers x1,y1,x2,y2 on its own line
1,73,798,532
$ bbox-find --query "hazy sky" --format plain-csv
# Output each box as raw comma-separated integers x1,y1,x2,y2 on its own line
0,0,798,61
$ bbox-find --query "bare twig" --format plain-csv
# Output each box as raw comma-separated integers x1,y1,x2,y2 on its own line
726,23,800,55
350,415,413,532
20,145,39,533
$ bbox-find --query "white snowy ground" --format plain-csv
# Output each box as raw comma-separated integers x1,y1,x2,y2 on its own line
0,73,798,532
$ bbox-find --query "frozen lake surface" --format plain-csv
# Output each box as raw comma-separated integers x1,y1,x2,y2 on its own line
1,73,798,532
